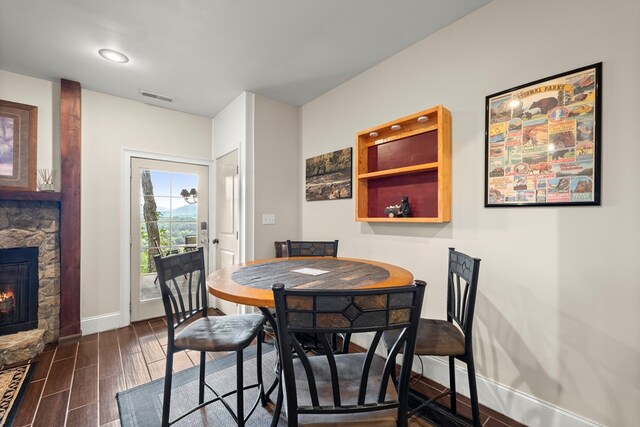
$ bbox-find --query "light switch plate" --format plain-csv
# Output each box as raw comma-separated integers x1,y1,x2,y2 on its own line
262,214,276,225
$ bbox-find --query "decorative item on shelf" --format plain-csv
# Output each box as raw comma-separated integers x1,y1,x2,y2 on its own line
37,169,56,192
180,188,198,204
384,196,412,218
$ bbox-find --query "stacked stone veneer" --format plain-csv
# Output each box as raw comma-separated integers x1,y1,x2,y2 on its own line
0,200,60,364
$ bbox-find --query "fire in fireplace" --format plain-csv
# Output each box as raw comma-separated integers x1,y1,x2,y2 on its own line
0,290,16,314
0,247,39,335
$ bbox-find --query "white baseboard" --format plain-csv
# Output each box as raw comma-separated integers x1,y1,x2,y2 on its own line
80,312,122,335
419,355,603,427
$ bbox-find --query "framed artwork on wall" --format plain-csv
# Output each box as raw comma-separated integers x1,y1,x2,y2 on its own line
485,63,602,207
0,99,38,191
305,147,352,201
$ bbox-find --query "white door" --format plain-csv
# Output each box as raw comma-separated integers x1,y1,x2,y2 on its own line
214,150,239,315
130,157,209,321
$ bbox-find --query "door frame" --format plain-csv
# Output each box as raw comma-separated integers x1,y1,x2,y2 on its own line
120,149,213,327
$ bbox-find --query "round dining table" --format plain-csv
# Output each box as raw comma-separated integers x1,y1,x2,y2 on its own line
206,256,414,308
206,256,414,427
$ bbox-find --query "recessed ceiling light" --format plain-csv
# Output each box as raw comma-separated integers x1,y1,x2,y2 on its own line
98,48,129,63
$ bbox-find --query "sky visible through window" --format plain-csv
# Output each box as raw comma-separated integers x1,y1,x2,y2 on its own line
141,170,198,212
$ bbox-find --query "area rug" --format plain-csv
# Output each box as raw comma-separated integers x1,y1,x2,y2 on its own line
117,346,446,427
0,362,36,427
117,345,285,426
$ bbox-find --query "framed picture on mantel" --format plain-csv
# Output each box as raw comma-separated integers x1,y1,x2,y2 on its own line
485,63,601,207
0,99,38,191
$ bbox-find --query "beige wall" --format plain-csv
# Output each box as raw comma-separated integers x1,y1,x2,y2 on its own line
81,90,212,319
299,0,640,425
253,95,300,259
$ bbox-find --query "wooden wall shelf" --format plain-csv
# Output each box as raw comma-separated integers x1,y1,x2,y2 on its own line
355,105,451,223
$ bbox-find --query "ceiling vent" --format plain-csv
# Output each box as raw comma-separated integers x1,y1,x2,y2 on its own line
138,90,173,102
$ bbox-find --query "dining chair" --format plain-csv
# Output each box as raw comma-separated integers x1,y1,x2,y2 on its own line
184,234,198,252
285,239,343,352
154,248,266,427
151,237,180,285
272,280,426,426
274,241,288,258
382,247,482,427
286,239,339,257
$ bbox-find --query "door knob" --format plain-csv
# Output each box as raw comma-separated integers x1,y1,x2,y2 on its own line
212,238,219,244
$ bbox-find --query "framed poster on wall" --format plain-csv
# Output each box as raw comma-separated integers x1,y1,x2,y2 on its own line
485,63,602,207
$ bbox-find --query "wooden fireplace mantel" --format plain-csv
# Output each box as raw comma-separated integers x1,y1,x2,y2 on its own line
0,191,62,202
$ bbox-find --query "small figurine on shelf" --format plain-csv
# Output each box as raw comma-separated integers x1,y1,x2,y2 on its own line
384,196,412,218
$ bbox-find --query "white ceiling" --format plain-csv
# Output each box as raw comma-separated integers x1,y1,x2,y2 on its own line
0,0,492,118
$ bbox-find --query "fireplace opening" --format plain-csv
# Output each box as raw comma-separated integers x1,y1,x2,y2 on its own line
0,247,39,336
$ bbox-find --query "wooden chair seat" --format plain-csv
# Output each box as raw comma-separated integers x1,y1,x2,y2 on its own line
287,353,397,426
382,318,465,357
174,314,264,352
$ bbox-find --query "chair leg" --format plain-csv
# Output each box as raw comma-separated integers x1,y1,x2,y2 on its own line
448,356,457,415
237,350,245,427
199,351,206,404
162,350,174,427
270,380,283,427
256,329,267,406
466,356,481,427
341,333,352,354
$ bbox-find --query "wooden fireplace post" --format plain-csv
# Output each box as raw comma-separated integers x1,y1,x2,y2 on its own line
59,79,81,337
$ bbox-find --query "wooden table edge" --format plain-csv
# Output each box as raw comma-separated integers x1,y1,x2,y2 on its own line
207,257,414,308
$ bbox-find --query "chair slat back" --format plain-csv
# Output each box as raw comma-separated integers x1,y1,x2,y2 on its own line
154,248,207,333
272,281,426,424
286,240,339,257
446,247,481,339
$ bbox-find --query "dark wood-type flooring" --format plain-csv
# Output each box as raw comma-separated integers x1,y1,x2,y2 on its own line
12,315,524,427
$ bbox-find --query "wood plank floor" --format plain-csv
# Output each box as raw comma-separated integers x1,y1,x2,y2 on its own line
13,315,524,427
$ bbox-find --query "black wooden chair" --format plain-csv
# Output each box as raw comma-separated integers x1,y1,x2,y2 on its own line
274,241,288,258
285,239,345,352
184,234,198,252
154,248,266,427
272,280,426,426
286,239,339,257
382,248,482,427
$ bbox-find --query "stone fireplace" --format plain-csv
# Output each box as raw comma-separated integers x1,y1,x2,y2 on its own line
0,200,60,365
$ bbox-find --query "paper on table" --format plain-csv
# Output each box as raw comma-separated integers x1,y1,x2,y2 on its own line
291,268,329,276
